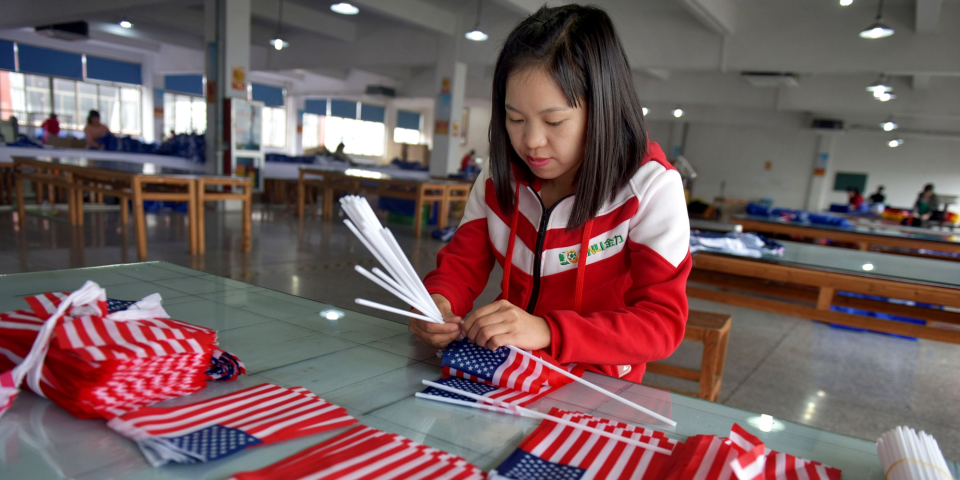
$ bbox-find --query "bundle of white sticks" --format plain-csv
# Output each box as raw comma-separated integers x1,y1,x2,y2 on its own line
341,195,677,431
877,426,952,480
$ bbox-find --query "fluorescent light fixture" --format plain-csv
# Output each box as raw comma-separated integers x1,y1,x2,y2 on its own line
270,38,289,50
881,120,898,131
119,16,133,28
888,139,903,148
465,30,488,41
330,3,359,15
840,0,853,5
642,107,649,116
672,108,684,118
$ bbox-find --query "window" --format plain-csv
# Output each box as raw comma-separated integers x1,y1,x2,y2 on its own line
302,112,322,150
162,92,206,135
53,78,78,129
393,128,421,145
0,72,142,135
325,116,384,157
394,109,422,145
262,106,286,148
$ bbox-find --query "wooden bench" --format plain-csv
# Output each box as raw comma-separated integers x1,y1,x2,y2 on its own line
645,310,732,402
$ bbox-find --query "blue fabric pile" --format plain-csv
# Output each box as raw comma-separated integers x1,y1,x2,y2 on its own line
690,230,784,258
390,158,429,171
6,134,44,148
156,133,205,163
265,154,315,163
746,202,852,228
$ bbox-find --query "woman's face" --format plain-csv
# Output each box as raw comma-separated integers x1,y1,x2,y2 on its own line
504,67,587,186
90,116,101,126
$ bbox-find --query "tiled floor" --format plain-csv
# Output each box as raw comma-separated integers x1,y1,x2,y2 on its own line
1,203,958,460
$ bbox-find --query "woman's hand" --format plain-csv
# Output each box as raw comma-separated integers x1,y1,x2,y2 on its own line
460,299,551,351
408,294,461,349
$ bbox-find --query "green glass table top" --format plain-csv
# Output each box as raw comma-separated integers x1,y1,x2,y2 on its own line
0,263,956,480
701,240,960,289
737,215,960,245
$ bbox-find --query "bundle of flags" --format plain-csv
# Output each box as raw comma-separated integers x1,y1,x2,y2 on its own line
107,383,357,466
490,411,842,480
419,339,584,408
227,425,486,480
0,281,244,420
490,408,679,480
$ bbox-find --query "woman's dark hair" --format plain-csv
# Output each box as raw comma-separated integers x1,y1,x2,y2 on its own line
923,183,934,193
87,110,100,124
489,4,647,229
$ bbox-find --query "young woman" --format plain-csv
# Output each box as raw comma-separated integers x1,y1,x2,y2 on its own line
411,5,691,384
84,110,111,149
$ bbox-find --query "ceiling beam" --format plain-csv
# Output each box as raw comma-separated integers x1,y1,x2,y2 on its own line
350,0,458,36
676,0,737,36
915,0,943,33
251,0,357,43
0,0,180,30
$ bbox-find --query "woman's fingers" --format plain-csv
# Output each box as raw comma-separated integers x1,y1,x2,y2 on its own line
409,316,461,349
461,300,509,334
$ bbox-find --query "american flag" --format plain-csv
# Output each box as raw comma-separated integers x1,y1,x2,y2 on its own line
658,424,841,480
228,425,486,480
420,376,554,407
491,408,679,480
442,339,582,393
206,348,247,381
106,383,357,466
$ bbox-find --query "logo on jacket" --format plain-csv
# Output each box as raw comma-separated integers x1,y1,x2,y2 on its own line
558,235,624,265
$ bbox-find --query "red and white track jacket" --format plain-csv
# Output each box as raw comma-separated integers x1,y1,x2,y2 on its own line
423,143,692,383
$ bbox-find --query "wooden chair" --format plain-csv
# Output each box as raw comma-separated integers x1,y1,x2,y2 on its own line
645,310,732,402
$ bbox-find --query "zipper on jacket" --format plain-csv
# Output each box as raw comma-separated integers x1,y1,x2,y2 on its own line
524,190,573,315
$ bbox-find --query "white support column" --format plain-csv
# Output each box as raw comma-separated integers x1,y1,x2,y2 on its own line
204,0,251,176
804,133,836,211
428,16,466,178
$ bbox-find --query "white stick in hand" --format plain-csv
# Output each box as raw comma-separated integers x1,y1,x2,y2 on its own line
506,345,676,427
420,380,672,455
356,299,440,324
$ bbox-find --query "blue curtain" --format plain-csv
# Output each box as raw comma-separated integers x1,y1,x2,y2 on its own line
165,74,204,96
251,83,284,107
396,110,421,130
304,99,328,116
17,44,83,79
330,99,357,119
86,56,141,84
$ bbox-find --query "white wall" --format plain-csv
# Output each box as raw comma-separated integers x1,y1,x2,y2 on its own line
681,123,819,208
459,100,491,162
827,132,960,213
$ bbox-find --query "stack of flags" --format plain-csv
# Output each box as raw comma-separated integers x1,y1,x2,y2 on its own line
227,425,486,480
0,281,237,420
107,383,357,466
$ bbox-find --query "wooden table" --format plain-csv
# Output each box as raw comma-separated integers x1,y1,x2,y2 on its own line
688,240,960,344
0,161,13,205
734,215,960,257
196,176,253,254
297,167,471,237
14,157,198,261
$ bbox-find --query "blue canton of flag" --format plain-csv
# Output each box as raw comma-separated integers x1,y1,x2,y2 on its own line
106,298,139,313
423,377,502,401
495,450,586,480
161,424,263,463
443,339,511,383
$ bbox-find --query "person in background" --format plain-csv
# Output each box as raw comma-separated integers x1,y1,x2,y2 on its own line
83,110,111,149
40,113,60,144
906,183,939,227
868,185,885,204
460,149,477,171
847,187,864,210
332,141,350,163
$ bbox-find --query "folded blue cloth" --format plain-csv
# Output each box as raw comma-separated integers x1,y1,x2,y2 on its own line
690,230,784,257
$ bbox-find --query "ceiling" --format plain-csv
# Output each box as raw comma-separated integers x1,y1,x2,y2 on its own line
1,0,958,133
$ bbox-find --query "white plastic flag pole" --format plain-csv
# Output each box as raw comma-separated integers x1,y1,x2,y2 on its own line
506,345,676,427
354,266,438,321
421,380,672,455
356,299,441,324
414,393,517,415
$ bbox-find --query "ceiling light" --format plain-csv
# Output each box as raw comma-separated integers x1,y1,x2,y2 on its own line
642,107,649,116
119,16,133,29
881,120,898,131
465,30,488,41
271,0,289,50
840,0,853,5
876,92,895,102
330,3,359,15
888,139,903,148
673,108,684,118
859,0,894,38
866,75,891,94
465,0,488,41
270,38,289,50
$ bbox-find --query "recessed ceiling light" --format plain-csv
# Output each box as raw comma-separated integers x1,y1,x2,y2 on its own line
673,108,684,118
881,120,898,131
888,139,903,148
331,3,359,15
465,30,488,41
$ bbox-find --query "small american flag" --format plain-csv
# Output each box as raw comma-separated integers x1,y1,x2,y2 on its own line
228,425,486,480
658,424,841,480
442,339,582,393
491,408,678,480
206,348,246,381
107,383,357,466
420,376,554,407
